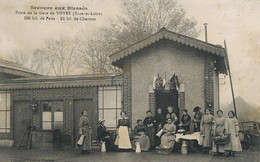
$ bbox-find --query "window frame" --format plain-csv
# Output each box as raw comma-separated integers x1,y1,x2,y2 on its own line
41,100,64,131
0,91,11,133
98,86,122,130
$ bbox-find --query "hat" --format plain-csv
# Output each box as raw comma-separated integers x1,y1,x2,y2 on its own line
193,106,201,112
146,110,152,114
98,119,105,124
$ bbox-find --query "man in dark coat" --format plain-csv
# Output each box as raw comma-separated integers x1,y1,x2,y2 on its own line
143,110,156,149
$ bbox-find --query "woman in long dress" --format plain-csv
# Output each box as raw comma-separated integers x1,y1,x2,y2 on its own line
224,110,242,157
132,119,150,151
115,111,132,149
212,110,226,155
78,110,92,153
97,119,114,151
160,118,176,148
200,108,214,154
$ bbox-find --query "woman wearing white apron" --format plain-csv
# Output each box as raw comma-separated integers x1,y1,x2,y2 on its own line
115,111,132,149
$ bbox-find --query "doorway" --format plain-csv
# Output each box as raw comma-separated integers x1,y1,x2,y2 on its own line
155,90,179,120
13,101,31,146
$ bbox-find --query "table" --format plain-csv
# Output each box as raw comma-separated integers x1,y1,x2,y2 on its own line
175,132,202,152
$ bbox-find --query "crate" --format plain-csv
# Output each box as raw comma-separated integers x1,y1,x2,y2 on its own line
156,147,173,154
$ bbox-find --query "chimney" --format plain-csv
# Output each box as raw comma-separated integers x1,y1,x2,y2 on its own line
204,23,208,42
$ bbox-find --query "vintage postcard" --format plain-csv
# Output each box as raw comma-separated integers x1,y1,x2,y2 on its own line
0,0,259,161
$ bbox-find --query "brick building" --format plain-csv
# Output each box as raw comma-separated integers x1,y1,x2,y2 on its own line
110,28,227,126
0,28,227,148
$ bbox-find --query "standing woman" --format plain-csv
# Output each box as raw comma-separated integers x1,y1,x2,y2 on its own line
212,110,226,156
180,109,191,133
193,106,203,132
224,110,242,157
78,110,92,153
166,106,178,124
155,108,165,146
200,108,214,154
115,111,132,150
143,110,156,149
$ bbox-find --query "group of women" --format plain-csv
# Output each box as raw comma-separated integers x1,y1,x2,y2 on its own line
201,108,242,157
78,106,242,157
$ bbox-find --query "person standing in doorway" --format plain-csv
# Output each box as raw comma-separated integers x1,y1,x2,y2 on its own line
166,106,178,124
78,110,92,153
143,110,156,149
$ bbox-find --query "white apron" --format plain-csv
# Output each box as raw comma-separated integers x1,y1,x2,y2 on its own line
115,126,131,149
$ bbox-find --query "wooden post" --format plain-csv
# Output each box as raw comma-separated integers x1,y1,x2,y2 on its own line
224,40,238,119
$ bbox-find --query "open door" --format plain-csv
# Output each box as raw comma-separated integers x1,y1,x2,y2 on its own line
155,90,179,121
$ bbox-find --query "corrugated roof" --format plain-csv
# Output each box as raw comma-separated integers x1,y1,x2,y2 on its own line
0,59,41,77
0,73,123,90
110,28,226,64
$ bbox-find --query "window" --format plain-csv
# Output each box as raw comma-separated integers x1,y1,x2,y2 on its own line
98,86,122,130
42,101,64,131
0,92,10,133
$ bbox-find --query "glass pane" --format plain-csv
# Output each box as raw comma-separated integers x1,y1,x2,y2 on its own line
43,103,51,112
117,90,122,108
104,86,117,90
98,91,103,109
54,121,63,129
0,93,6,110
52,101,63,112
6,93,10,110
104,91,116,108
54,112,63,122
6,111,10,128
0,111,6,128
116,86,122,90
0,129,6,132
42,122,52,130
43,112,51,121
116,109,121,122
104,110,117,128
99,110,103,120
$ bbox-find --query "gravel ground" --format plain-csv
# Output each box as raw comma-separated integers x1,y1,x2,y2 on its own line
0,147,259,162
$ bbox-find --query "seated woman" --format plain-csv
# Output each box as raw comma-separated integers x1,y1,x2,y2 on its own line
159,118,177,148
132,119,150,151
97,119,114,151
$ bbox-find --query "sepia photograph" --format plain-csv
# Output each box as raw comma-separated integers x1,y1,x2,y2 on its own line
0,0,259,161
